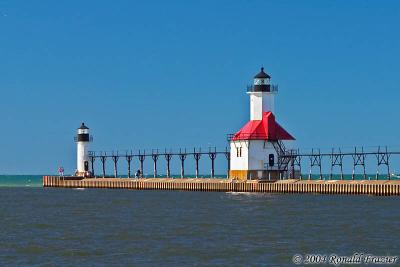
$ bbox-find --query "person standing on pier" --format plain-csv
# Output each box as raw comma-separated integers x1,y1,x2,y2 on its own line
58,167,64,177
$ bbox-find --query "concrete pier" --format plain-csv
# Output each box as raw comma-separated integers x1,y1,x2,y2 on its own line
43,176,400,196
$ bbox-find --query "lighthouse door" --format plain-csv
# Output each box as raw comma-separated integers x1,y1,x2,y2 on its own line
84,161,89,171
269,154,275,167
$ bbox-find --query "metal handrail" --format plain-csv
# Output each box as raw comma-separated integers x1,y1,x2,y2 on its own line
74,135,93,142
246,84,278,93
88,147,230,158
227,133,281,141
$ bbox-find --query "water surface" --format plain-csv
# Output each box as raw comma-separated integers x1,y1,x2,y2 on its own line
0,186,399,266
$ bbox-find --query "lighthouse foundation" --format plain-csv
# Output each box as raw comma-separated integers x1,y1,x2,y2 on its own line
74,171,93,178
229,170,284,181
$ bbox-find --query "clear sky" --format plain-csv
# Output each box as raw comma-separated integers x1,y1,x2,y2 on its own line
1,0,400,175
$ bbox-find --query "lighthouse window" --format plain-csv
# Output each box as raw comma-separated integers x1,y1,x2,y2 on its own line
236,147,242,157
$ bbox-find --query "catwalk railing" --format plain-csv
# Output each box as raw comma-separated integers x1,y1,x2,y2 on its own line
283,146,400,180
88,148,230,178
88,146,400,180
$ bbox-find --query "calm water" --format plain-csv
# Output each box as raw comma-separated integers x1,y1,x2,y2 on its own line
0,180,399,266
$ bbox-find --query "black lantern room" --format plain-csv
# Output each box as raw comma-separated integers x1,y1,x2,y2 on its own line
253,67,271,92
75,123,92,142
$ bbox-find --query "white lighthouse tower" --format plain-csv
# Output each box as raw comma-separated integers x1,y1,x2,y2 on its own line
229,68,295,181
249,67,276,119
75,122,92,177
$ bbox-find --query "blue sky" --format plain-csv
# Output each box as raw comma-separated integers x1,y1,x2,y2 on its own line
1,0,400,174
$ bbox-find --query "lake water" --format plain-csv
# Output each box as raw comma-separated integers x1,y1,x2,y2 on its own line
0,179,399,266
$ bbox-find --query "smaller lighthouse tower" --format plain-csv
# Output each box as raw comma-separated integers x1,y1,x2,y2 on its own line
75,123,92,177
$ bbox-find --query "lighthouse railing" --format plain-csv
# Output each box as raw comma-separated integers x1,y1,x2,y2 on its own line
246,84,278,93
227,133,280,141
74,135,93,142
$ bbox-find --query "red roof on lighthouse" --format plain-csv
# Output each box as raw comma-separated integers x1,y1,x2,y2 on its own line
232,112,295,141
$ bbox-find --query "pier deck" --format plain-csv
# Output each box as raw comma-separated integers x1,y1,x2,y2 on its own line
43,176,400,196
